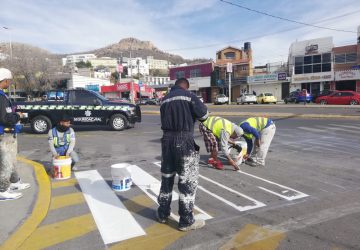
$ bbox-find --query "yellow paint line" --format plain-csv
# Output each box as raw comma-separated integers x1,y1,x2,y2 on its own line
50,192,85,210
52,178,78,189
110,219,186,250
18,214,97,250
219,224,285,250
123,194,156,214
0,156,51,250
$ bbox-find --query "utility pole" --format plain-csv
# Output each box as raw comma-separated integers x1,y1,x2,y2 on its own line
3,26,14,98
137,59,141,103
129,48,134,104
227,62,232,105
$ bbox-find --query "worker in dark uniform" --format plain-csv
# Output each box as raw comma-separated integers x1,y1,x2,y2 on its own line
157,78,208,231
0,68,30,201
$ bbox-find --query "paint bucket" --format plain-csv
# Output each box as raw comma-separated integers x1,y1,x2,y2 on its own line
228,141,248,165
111,163,132,192
53,156,72,180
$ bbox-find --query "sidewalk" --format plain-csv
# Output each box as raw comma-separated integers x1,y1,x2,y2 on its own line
0,159,37,244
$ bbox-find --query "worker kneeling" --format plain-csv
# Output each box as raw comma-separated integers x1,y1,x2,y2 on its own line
48,114,79,170
239,117,276,168
199,116,244,171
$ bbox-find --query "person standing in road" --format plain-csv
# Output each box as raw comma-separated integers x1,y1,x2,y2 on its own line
199,116,244,171
302,89,307,106
0,68,30,201
48,114,79,170
239,117,276,168
157,77,208,231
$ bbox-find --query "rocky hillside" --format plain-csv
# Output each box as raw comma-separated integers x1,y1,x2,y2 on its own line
88,37,210,65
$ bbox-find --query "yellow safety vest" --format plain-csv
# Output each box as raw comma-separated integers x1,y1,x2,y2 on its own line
203,116,233,138
240,117,268,139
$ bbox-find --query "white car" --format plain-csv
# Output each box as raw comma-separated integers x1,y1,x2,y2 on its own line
214,94,229,105
237,94,257,104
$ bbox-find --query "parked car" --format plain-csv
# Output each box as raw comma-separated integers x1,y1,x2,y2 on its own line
139,98,158,105
256,93,277,104
284,90,313,104
214,94,229,105
312,90,335,101
236,94,257,104
315,91,360,105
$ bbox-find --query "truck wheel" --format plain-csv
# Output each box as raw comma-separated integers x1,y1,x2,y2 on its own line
110,114,128,131
31,115,52,134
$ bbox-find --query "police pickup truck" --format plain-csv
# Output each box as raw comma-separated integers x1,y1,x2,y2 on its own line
15,89,141,134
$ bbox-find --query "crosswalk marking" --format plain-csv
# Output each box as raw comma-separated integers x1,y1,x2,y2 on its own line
75,170,146,245
325,126,360,134
130,164,213,222
18,214,97,250
52,178,78,189
50,192,85,210
298,127,326,133
329,124,360,130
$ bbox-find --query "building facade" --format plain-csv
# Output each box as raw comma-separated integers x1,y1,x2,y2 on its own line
168,62,214,103
88,57,118,69
288,37,334,95
100,82,154,100
143,76,170,86
123,57,149,77
67,74,111,92
62,54,97,66
214,43,253,102
332,26,360,92
146,56,169,70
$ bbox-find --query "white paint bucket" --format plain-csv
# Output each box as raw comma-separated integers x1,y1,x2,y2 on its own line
228,141,248,165
111,163,132,192
53,156,72,180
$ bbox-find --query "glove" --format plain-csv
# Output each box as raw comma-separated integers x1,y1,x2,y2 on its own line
231,144,242,153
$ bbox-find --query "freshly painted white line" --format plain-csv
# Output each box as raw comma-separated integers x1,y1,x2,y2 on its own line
131,164,213,221
324,126,360,135
75,170,146,245
216,157,309,201
198,175,266,211
329,124,360,130
154,162,266,212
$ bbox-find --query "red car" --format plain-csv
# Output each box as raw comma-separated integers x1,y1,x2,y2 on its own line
315,91,360,105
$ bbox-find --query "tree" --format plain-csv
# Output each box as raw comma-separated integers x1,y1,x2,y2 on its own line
76,61,92,68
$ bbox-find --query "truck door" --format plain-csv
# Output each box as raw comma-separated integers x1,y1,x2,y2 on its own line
69,90,106,125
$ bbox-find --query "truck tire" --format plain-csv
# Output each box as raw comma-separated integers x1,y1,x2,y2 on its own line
31,115,52,134
110,114,128,131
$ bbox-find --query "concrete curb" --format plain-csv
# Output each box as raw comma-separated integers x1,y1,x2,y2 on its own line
0,157,51,250
141,111,360,120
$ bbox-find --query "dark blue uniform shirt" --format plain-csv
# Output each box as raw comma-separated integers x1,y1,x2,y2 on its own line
160,85,208,133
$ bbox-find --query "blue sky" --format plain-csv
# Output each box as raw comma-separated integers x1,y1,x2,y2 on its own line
0,0,359,64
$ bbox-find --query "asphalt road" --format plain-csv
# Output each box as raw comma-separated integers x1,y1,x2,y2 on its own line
142,103,360,116
15,114,360,249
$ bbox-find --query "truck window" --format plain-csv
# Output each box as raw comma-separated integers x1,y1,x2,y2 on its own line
71,90,97,105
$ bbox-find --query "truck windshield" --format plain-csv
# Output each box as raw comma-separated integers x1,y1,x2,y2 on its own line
89,90,108,101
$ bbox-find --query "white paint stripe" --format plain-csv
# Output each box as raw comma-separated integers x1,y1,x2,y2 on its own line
236,170,309,200
198,175,266,211
75,170,146,245
324,126,360,135
131,164,213,221
298,127,326,133
154,161,266,212
329,124,360,130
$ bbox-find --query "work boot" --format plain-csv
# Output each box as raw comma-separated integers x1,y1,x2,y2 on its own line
0,189,23,201
207,158,216,165
156,210,168,224
215,161,224,170
10,179,31,191
179,219,205,231
245,161,264,168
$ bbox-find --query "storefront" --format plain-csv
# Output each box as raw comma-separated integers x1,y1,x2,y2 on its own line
247,73,289,100
334,69,360,92
100,82,154,100
291,72,334,95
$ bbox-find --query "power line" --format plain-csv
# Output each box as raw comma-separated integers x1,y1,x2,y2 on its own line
164,8,360,52
220,0,356,33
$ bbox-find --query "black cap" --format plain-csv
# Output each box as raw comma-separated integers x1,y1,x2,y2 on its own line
59,113,72,122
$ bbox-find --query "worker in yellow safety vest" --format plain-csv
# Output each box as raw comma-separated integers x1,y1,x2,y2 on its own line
239,117,276,167
199,116,244,170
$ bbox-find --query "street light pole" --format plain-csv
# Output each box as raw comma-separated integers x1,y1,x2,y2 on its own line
2,27,12,60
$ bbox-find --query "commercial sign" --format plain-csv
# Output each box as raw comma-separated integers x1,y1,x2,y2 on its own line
292,72,334,83
305,44,318,54
248,73,288,84
335,70,360,81
117,64,123,73
226,62,233,73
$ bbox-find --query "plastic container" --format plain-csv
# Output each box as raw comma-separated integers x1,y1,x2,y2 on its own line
53,156,72,180
228,141,248,165
111,163,132,192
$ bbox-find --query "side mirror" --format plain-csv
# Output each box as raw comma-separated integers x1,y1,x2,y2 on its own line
93,99,101,106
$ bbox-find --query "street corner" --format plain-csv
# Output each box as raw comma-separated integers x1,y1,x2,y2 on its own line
0,157,51,250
